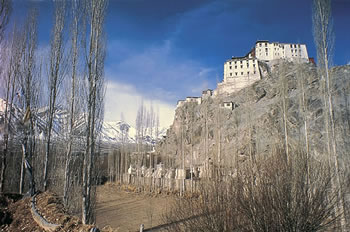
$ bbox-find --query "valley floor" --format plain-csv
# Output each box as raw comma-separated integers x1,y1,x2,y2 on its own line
96,184,174,231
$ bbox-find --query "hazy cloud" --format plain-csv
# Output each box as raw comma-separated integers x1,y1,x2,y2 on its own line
105,80,175,128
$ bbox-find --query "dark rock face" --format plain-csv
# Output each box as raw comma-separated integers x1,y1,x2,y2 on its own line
156,63,350,169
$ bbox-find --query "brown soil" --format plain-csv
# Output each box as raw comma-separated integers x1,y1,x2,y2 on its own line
96,183,174,232
0,192,96,232
0,184,174,232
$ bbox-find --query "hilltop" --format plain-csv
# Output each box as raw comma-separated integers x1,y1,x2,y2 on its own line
156,62,350,170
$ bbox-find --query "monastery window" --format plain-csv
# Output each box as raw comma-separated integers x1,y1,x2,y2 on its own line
235,61,237,64
230,73,232,76
265,48,268,52
229,66,232,69
235,72,238,76
259,43,262,47
253,64,256,67
241,65,243,68
241,72,244,75
235,65,237,69
229,62,231,65
247,64,249,68
240,61,243,64
266,53,268,56
254,71,256,74
247,71,250,75
290,44,292,48
265,43,267,46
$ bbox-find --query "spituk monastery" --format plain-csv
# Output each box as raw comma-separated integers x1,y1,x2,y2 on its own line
177,40,310,108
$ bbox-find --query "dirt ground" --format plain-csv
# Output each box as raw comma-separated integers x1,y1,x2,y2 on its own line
96,184,174,232
0,191,96,232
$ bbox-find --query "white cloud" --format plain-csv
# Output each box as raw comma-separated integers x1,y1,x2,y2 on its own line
104,80,175,129
105,39,217,102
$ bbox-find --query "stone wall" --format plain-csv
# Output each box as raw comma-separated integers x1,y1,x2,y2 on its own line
120,174,201,193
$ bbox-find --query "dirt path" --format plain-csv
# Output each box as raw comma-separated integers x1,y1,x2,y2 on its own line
96,184,174,232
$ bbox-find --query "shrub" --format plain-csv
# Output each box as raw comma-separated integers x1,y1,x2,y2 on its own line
163,148,343,231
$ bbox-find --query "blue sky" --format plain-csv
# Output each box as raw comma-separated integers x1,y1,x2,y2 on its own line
12,0,350,127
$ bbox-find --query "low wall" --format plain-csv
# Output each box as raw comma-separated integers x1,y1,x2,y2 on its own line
120,174,200,193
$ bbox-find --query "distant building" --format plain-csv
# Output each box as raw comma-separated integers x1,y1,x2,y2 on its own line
219,102,239,110
224,57,260,82
176,97,202,109
223,57,260,82
185,97,202,105
202,89,213,98
217,40,310,95
309,57,316,65
218,56,261,95
252,40,309,62
177,100,185,108
176,40,310,105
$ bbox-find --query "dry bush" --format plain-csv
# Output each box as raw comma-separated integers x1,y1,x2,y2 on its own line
163,180,243,231
163,148,343,231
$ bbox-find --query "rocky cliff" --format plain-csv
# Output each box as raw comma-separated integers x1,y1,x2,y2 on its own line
156,62,350,170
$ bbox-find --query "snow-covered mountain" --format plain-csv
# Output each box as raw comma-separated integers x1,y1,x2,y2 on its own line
0,98,167,145
101,121,136,144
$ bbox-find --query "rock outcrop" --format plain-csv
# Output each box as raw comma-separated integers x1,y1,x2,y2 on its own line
156,62,350,171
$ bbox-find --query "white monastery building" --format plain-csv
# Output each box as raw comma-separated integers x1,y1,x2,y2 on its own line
177,40,310,107
219,56,261,94
254,40,308,62
217,40,309,95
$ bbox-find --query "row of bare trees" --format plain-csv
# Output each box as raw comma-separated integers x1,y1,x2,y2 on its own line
135,102,160,167
0,0,108,225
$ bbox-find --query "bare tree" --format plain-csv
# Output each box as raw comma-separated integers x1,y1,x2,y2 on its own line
155,107,160,140
0,0,11,41
135,101,145,168
0,0,12,194
279,61,290,163
18,9,40,195
63,0,82,206
0,24,24,192
119,112,129,181
81,0,107,224
296,63,311,182
163,148,343,232
313,0,346,229
43,0,66,191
